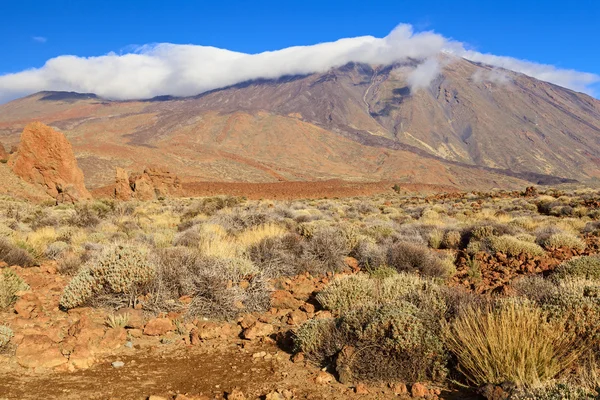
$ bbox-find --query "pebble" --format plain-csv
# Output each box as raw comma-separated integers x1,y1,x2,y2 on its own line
112,361,125,368
124,341,133,348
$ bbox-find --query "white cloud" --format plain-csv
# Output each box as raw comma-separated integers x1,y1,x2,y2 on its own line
0,24,597,103
407,57,441,92
32,36,47,43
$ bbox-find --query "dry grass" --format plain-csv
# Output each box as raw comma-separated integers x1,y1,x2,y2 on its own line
443,301,586,386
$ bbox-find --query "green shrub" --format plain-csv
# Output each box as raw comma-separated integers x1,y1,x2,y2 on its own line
59,245,156,310
487,235,545,257
554,256,600,280
0,269,29,309
0,325,13,348
510,383,596,399
296,302,448,383
539,233,586,251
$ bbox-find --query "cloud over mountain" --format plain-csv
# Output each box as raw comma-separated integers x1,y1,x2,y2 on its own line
0,24,598,103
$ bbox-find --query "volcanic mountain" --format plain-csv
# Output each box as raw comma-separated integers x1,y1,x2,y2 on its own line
0,55,598,192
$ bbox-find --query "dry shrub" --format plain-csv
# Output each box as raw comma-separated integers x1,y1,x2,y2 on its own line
59,245,156,310
442,230,462,249
0,237,33,267
302,227,349,274
0,268,30,310
0,325,13,348
487,235,545,257
443,301,586,386
150,247,270,320
296,302,448,383
182,196,244,219
387,241,453,278
510,383,596,400
553,256,600,281
247,233,305,277
539,232,586,251
350,238,387,271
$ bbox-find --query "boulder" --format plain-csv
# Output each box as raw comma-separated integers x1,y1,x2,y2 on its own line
16,334,67,369
9,122,91,202
0,142,7,161
114,166,182,201
114,167,134,201
241,322,273,340
143,318,174,336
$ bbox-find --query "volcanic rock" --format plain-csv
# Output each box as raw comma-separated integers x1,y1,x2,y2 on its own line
114,166,182,201
0,142,7,161
9,122,91,202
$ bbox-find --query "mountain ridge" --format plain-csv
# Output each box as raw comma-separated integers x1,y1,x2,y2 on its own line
0,56,598,191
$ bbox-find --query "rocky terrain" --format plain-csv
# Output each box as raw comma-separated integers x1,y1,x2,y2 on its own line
2,186,600,399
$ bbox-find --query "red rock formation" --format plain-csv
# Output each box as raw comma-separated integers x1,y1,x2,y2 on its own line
9,122,91,203
0,143,8,161
114,166,182,201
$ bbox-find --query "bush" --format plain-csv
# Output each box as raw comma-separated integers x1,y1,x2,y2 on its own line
247,234,304,277
487,235,545,257
510,383,596,399
0,237,33,267
296,302,448,383
554,256,600,280
539,232,586,251
302,227,348,274
150,247,270,320
0,325,13,348
443,301,585,386
442,230,462,249
59,245,156,310
0,268,30,310
45,241,69,260
350,238,387,271
510,276,557,305
387,241,453,278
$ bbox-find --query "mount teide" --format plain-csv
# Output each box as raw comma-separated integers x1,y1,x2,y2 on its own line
0,55,598,190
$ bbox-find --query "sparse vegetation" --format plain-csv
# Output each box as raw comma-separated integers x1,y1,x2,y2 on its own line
1,187,600,395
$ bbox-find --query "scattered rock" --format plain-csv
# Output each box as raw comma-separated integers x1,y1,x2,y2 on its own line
271,290,303,310
315,371,334,385
16,334,67,369
143,318,174,336
411,383,429,398
226,388,246,400
286,310,307,325
111,361,125,368
389,382,408,395
355,383,369,394
242,322,273,340
14,293,42,319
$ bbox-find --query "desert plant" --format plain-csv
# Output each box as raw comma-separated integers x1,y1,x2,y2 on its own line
106,313,129,329
0,325,13,348
0,268,30,309
387,241,453,278
510,382,596,399
442,230,462,249
553,256,600,281
539,232,586,251
59,245,156,310
296,302,448,383
443,301,586,386
0,237,33,267
487,235,545,257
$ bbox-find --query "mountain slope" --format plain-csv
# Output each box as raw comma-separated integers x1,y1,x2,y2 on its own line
0,56,597,190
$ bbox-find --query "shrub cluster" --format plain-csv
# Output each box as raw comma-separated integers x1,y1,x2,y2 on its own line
0,268,29,310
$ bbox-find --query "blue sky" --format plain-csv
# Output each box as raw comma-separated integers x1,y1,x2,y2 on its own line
0,0,598,100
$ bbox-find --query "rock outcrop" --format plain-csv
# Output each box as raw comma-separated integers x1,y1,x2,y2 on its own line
114,166,182,200
9,122,91,203
0,143,8,161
